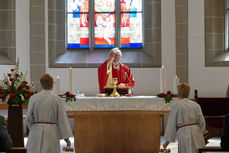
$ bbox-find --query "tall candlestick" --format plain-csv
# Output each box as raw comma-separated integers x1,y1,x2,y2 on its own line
56,75,60,95
160,65,166,93
173,75,180,94
69,67,73,93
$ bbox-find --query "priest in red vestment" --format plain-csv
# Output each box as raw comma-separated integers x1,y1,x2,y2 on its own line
98,48,135,93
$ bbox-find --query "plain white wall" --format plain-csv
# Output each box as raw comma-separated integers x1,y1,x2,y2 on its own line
188,0,229,97
0,0,30,81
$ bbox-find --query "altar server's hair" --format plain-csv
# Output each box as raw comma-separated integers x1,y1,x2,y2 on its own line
177,83,190,98
40,74,53,89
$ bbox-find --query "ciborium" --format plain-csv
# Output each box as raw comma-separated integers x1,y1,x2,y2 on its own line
110,78,120,97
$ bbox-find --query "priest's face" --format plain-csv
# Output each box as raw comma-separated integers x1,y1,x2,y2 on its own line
113,53,121,64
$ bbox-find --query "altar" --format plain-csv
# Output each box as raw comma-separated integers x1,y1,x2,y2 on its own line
65,96,174,153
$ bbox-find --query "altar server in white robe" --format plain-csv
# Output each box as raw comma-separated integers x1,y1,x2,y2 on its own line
163,83,205,153
25,74,73,153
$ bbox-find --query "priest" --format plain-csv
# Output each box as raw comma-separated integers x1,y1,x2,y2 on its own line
98,48,135,93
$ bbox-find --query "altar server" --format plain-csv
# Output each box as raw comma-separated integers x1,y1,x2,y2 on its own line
163,83,206,153
25,74,73,153
98,48,135,93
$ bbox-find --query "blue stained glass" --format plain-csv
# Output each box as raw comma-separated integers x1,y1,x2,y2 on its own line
130,12,136,17
121,43,142,48
73,10,80,18
68,44,89,48
130,8,137,12
94,44,115,48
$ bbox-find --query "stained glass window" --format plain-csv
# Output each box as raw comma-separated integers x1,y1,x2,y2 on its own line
67,0,143,49
120,0,143,48
67,0,89,48
95,0,115,12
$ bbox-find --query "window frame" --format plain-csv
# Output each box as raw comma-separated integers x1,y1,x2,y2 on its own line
226,0,229,51
49,0,161,68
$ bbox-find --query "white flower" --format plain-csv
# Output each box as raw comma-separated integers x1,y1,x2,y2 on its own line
5,95,10,103
0,81,8,89
20,94,25,101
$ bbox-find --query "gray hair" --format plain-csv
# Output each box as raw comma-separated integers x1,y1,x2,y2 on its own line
109,48,122,57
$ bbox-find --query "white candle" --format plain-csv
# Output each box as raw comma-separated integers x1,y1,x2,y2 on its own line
160,65,166,93
173,75,180,94
69,67,73,93
56,75,60,95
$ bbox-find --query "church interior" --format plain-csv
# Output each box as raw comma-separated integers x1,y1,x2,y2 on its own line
0,0,229,152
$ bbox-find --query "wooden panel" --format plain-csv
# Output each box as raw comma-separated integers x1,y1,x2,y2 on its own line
0,104,27,110
71,111,163,153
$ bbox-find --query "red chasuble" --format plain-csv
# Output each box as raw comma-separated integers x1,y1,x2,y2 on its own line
98,60,135,93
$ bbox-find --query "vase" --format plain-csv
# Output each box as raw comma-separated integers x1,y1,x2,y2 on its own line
7,103,26,153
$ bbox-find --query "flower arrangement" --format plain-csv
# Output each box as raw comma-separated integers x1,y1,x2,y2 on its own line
65,92,76,102
0,59,36,105
157,91,174,103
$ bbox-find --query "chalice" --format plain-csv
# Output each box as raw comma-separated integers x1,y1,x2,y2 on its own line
110,78,120,97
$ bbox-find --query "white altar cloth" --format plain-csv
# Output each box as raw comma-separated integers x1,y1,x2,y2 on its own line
65,96,176,111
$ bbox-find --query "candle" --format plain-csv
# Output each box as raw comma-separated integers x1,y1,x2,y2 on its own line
160,65,166,93
69,67,73,93
56,75,60,95
173,75,180,94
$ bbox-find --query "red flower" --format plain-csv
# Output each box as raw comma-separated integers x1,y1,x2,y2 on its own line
10,69,14,72
70,94,75,98
66,92,70,97
0,89,2,94
161,93,167,98
4,81,8,85
15,73,20,77
18,86,24,92
9,78,14,82
8,90,13,94
167,91,171,95
25,85,30,89
27,92,32,98
0,86,2,89
7,73,11,77
10,85,14,88
35,91,38,94
1,94,5,99
11,94,16,99
23,81,28,84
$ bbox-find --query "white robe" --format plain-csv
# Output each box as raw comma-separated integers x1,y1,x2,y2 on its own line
164,98,205,153
25,90,73,153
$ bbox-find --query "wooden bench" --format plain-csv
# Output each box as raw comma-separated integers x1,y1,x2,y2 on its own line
198,146,229,153
6,147,26,153
194,90,229,144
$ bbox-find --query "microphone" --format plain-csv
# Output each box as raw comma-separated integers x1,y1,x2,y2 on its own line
124,72,133,96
